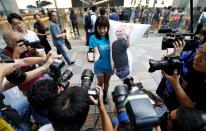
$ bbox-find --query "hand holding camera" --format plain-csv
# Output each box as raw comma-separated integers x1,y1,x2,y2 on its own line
161,69,180,88
43,52,62,69
173,40,185,56
89,86,103,107
13,43,27,58
27,46,37,55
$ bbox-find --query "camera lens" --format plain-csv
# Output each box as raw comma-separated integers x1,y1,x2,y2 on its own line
148,59,169,73
81,69,94,89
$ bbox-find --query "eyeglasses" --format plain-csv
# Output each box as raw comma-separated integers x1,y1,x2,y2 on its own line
196,48,206,60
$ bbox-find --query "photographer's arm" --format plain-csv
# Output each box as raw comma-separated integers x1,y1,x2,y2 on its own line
89,86,113,131
4,53,61,90
162,70,195,108
15,52,56,67
0,63,16,93
4,66,48,90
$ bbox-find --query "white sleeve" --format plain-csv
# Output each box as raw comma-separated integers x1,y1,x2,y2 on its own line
1,77,7,92
33,31,40,41
198,12,203,23
91,15,97,27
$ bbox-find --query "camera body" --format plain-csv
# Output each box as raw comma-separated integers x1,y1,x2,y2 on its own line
17,39,43,49
112,77,168,131
48,59,73,89
81,69,98,105
148,54,182,75
159,29,200,51
0,49,14,63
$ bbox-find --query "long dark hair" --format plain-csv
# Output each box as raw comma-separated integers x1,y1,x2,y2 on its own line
94,15,110,40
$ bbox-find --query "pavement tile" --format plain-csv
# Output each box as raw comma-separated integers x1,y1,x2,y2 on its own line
136,72,152,79
133,62,148,73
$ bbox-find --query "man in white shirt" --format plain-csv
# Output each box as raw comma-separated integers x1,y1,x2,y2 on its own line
90,5,98,34
7,13,46,56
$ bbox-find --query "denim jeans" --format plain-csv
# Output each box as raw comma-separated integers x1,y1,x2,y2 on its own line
55,44,71,64
8,96,30,120
30,106,50,126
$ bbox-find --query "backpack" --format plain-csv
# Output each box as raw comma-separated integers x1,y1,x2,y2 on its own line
85,13,93,29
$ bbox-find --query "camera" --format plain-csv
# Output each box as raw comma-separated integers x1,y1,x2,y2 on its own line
0,48,14,63
81,69,98,105
48,59,73,89
16,39,44,49
148,54,182,75
112,77,168,131
0,94,32,131
159,29,201,51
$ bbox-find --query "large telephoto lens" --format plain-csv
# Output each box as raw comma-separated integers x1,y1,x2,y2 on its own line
148,59,169,73
81,69,94,89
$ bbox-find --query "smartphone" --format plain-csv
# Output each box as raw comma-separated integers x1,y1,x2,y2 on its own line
87,51,94,62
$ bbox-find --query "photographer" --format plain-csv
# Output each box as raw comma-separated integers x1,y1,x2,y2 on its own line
0,51,61,118
38,86,113,131
3,30,46,91
157,29,206,110
166,106,206,131
3,52,61,91
27,79,72,125
162,42,206,111
7,13,46,57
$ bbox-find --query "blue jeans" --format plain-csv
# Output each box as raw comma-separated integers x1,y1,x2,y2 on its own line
8,96,30,120
55,44,71,64
30,106,50,126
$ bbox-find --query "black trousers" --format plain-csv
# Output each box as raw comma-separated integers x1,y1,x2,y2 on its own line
40,38,51,54
72,22,80,35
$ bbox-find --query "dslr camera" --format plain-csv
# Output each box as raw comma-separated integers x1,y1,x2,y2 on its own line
16,39,44,49
148,54,182,75
112,77,168,131
81,69,98,105
47,59,73,89
159,29,200,51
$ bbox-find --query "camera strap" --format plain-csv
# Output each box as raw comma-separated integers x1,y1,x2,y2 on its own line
92,95,101,131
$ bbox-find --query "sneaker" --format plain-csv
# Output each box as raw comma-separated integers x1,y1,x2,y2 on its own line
69,61,75,65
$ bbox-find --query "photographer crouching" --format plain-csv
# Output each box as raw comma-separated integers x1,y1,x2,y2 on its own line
28,69,113,131
3,30,46,91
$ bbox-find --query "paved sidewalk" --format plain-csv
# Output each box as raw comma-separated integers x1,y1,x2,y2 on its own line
0,37,164,130
59,38,164,129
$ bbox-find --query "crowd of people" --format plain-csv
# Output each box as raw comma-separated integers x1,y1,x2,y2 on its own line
1,4,206,131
